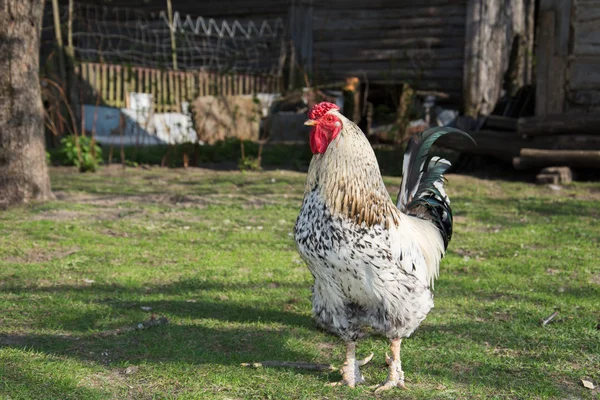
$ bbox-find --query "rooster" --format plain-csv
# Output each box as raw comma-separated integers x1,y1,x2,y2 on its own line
294,102,473,392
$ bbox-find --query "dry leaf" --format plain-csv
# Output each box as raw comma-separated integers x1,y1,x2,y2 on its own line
581,379,595,389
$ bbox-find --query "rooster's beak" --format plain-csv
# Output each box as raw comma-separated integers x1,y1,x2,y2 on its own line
304,120,318,126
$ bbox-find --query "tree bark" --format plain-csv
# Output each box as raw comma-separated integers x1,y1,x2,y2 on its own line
0,0,54,208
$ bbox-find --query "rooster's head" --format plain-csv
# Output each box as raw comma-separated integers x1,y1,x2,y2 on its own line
305,102,342,154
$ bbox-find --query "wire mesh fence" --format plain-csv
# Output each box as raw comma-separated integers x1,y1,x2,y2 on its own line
41,2,287,76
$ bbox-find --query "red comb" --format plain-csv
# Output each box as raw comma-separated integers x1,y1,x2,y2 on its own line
308,102,340,120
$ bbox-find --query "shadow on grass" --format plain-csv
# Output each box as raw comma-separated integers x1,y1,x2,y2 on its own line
0,279,317,372
1,277,597,397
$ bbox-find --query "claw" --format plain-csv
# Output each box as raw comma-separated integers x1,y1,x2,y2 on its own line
374,382,394,393
373,381,408,393
357,352,374,366
372,379,408,393
385,352,392,366
328,379,357,388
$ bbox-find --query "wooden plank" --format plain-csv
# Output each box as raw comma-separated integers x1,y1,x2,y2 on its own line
180,73,186,102
201,71,206,96
316,65,463,79
80,63,88,102
313,51,465,65
518,113,600,136
108,64,115,106
208,73,214,96
123,66,130,108
313,26,465,42
184,72,190,101
153,69,159,112
569,57,600,90
115,65,122,108
190,72,196,99
313,15,465,31
159,70,165,113
144,68,150,94
135,68,142,94
573,0,600,56
101,63,108,105
167,70,173,112
312,6,467,21
535,10,555,116
174,70,180,112
314,37,465,50
237,74,242,95
569,89,600,106
514,149,600,169
205,72,211,96
555,0,572,57
89,64,95,101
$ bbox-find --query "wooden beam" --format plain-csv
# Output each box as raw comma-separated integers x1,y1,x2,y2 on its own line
518,113,600,136
513,149,600,169
462,0,481,117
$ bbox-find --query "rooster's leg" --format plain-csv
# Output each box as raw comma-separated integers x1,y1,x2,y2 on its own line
373,338,407,393
328,341,373,388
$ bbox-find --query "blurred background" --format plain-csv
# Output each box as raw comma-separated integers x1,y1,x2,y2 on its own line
41,0,598,179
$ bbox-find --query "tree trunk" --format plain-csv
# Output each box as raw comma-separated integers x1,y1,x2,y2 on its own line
0,0,54,208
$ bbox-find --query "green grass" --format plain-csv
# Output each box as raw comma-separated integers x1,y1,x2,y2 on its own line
1,166,599,399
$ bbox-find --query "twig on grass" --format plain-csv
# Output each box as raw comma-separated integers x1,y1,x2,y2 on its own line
241,361,336,372
95,315,169,338
542,311,559,326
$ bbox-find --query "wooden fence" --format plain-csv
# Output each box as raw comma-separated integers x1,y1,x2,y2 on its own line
75,62,283,113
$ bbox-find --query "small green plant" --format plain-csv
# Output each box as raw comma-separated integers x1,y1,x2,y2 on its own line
238,156,262,171
60,135,102,172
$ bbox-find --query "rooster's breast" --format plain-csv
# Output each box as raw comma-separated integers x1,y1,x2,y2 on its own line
294,190,397,303
294,189,434,338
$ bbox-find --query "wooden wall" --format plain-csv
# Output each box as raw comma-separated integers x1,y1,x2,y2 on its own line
311,0,468,104
535,0,572,116
568,0,600,111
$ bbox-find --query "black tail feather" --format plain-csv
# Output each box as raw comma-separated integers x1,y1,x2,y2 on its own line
396,127,475,248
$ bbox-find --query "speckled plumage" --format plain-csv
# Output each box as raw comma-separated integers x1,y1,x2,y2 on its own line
294,111,445,343
295,106,474,390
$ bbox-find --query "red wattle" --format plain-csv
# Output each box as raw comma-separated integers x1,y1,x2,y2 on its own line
310,126,328,154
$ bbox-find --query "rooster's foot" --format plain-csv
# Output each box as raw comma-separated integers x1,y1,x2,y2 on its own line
328,347,373,388
371,352,407,393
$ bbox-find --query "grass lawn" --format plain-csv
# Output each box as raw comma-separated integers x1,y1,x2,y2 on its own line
1,166,599,399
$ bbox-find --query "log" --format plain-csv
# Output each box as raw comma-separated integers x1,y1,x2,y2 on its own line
518,113,600,136
484,115,518,131
513,149,600,169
